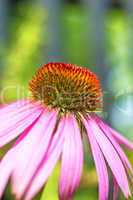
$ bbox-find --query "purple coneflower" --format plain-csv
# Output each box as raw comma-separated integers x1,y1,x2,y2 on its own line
0,63,133,200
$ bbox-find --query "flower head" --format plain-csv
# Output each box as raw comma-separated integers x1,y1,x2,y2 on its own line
0,62,133,200
29,63,102,112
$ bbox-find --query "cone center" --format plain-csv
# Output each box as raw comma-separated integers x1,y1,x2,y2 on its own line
29,63,102,113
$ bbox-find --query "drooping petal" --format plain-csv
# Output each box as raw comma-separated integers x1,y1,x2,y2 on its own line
0,99,37,119
93,114,133,150
0,100,29,114
108,126,133,150
86,121,109,200
0,100,42,132
0,149,15,198
0,101,42,197
83,117,131,198
12,110,58,199
93,114,133,174
0,100,43,147
113,177,119,200
24,116,65,200
59,116,83,200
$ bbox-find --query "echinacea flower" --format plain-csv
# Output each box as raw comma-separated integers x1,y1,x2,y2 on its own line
0,62,133,200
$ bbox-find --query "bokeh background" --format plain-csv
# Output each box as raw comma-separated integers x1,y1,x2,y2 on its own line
0,0,133,199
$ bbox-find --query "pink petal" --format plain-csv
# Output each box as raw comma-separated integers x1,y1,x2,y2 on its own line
0,100,29,113
59,116,83,200
0,101,43,147
0,99,36,118
12,110,58,199
0,100,41,130
93,114,133,150
0,149,15,198
94,114,133,174
0,100,42,197
113,177,119,200
0,118,39,198
86,121,109,200
83,117,131,198
109,126,133,151
24,116,65,200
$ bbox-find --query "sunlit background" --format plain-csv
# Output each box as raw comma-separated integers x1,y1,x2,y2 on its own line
0,0,133,199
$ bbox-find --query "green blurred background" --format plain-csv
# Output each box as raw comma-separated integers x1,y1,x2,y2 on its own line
0,0,133,199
